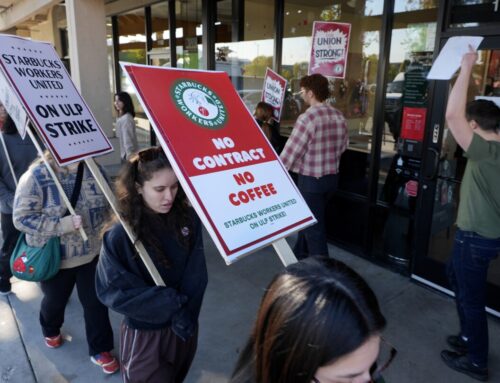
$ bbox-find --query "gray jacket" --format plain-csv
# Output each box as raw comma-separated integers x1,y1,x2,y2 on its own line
0,131,37,214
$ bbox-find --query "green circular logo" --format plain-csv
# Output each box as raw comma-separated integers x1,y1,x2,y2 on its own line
171,80,227,129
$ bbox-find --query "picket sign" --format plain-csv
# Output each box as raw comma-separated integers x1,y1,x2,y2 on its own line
83,158,166,286
25,123,88,241
0,133,17,187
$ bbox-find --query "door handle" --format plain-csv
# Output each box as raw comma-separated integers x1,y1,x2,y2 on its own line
423,147,440,180
496,0,499,12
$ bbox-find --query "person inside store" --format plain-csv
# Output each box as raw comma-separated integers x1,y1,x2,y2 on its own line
0,104,38,295
230,257,394,383
440,47,500,382
13,151,118,374
254,101,284,154
279,74,348,259
114,91,139,161
95,146,208,383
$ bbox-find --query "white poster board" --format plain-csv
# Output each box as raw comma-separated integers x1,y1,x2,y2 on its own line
0,69,28,138
0,34,112,165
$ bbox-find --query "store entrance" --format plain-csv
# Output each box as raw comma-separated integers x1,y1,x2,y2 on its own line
412,36,500,316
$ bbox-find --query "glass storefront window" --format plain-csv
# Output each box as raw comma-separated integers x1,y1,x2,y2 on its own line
281,0,383,196
116,8,149,149
373,0,437,262
176,0,203,69
448,0,500,28
149,2,171,67
215,0,275,117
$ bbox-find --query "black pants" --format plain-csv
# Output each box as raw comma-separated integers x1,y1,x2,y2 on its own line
0,213,20,283
39,257,114,356
294,174,338,259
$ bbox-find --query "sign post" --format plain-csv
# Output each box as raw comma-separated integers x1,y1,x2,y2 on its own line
122,63,316,265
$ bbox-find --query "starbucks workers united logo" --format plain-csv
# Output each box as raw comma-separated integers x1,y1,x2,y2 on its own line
172,80,227,129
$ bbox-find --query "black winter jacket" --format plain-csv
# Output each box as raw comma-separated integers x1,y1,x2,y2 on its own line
95,212,207,340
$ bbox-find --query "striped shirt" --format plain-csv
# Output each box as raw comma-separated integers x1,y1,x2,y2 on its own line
280,103,348,177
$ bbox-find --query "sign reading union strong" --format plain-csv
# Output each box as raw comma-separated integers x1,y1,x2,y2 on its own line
172,79,227,129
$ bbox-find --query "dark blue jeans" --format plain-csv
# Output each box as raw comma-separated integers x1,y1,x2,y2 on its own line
294,174,338,259
446,229,500,368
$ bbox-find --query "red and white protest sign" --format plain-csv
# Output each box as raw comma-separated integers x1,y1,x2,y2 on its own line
261,68,287,122
0,35,113,165
309,21,351,78
123,64,316,264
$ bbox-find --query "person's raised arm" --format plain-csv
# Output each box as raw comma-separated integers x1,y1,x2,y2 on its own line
445,47,478,151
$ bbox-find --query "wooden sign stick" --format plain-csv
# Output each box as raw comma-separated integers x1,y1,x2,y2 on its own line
272,238,297,266
26,124,88,242
84,157,166,287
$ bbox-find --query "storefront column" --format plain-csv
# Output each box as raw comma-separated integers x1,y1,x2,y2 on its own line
65,0,114,142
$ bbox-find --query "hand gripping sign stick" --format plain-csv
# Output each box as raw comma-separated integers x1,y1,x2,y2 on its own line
25,123,88,242
83,158,166,286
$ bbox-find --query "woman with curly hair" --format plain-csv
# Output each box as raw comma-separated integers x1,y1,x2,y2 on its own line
96,146,208,383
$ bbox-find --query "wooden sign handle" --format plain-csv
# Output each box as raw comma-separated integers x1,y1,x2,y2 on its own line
272,238,297,266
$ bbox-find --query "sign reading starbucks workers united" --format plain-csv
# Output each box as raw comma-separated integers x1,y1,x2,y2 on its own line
172,79,227,129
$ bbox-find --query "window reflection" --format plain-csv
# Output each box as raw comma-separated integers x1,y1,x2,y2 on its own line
176,0,203,69
149,2,170,67
281,0,383,196
215,0,275,118
116,8,148,149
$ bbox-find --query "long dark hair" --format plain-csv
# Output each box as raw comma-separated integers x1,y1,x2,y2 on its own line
113,147,191,261
231,257,386,383
115,91,136,117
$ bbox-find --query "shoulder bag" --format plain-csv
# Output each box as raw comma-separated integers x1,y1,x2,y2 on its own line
10,162,84,281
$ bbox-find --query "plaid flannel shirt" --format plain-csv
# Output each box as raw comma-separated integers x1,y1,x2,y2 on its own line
280,103,348,177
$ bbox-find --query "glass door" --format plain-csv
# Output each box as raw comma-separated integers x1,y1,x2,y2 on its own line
412,36,500,315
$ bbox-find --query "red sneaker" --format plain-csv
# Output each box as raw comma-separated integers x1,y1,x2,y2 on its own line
44,334,63,348
90,352,120,374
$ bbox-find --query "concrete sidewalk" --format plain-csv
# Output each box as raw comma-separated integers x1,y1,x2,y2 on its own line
1,231,499,382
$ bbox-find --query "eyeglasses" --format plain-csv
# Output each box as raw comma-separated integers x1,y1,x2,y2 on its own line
312,338,397,383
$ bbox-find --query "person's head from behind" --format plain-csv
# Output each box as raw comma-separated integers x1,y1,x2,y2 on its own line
254,102,273,123
114,91,136,117
300,74,330,104
466,99,500,136
234,257,387,383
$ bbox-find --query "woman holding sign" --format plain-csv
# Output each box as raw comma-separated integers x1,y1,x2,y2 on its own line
13,153,118,374
0,104,37,295
96,146,208,383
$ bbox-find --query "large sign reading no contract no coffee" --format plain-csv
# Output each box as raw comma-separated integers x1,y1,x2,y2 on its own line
123,64,316,264
0,34,112,165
